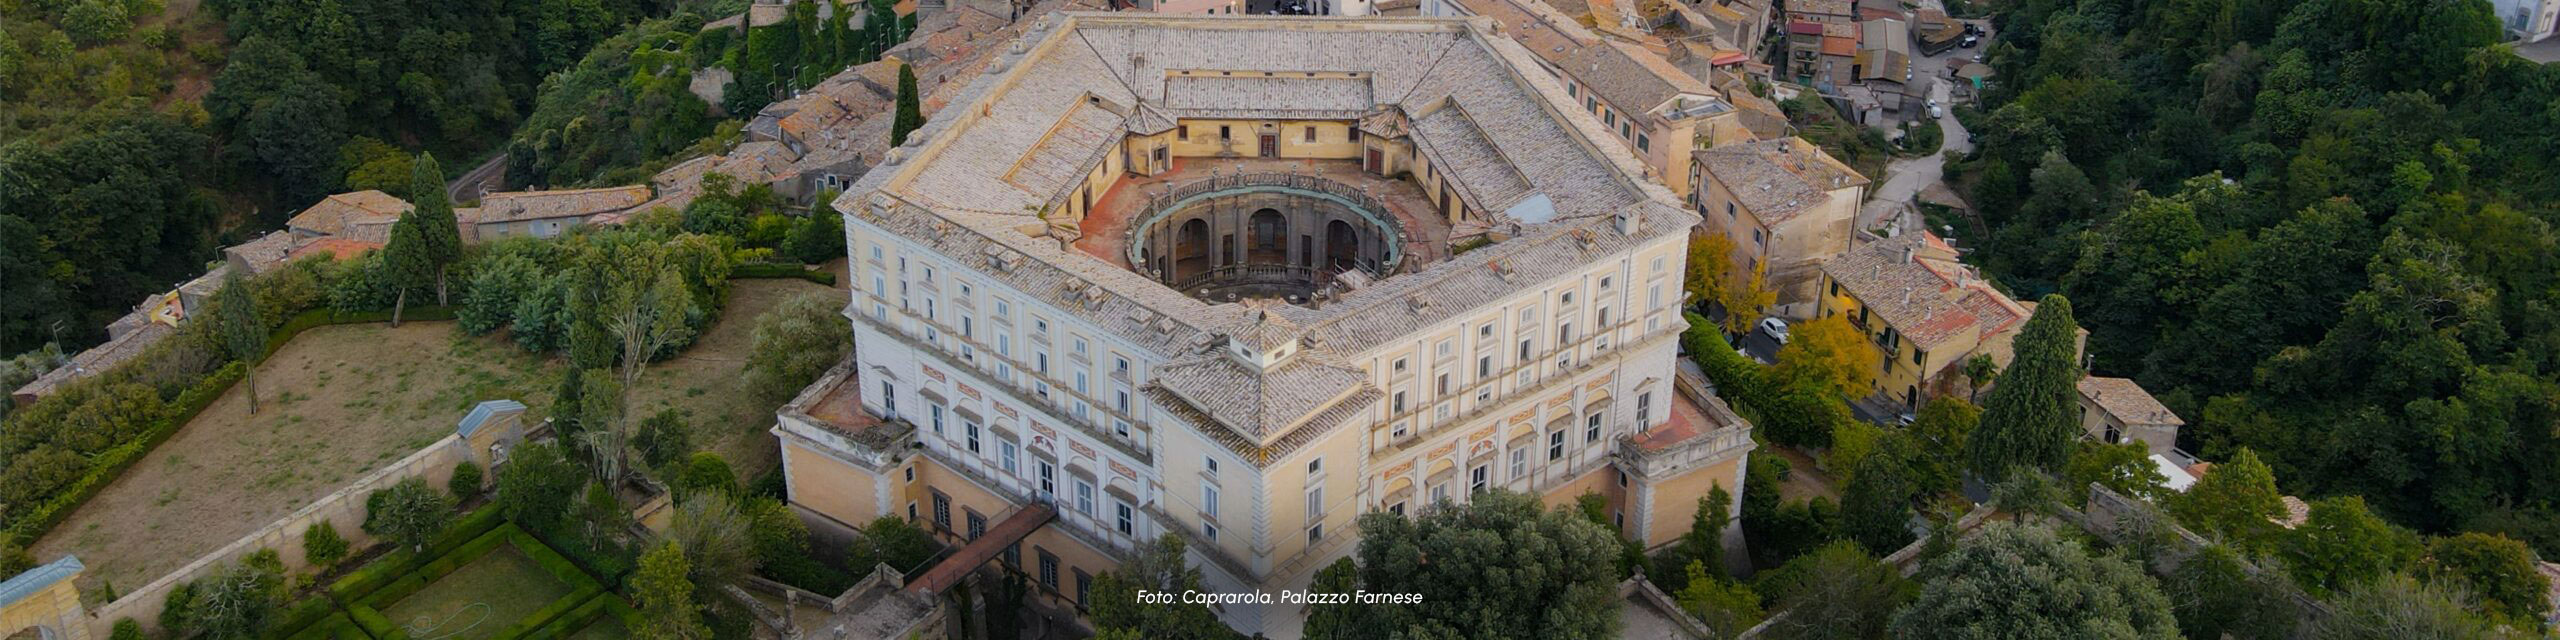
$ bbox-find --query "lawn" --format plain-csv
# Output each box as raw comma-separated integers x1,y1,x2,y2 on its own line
626,261,847,479
35,262,846,592
563,616,629,640
32,322,562,589
378,546,574,640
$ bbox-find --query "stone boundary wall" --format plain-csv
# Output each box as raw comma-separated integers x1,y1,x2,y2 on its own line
86,434,471,637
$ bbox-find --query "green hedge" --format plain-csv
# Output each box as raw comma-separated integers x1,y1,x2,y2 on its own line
329,504,506,602
265,595,344,639
3,361,245,544
277,613,359,640
508,530,604,591
486,585,603,640
514,594,623,640
730,262,835,285
348,606,405,640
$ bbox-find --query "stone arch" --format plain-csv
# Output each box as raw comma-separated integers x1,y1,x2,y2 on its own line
1248,208,1288,264
1325,218,1360,271
1173,217,1212,283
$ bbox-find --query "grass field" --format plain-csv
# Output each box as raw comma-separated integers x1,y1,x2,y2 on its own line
563,616,629,640
379,546,574,640
36,261,846,592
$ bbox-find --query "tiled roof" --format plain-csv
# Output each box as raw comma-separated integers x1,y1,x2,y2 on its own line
468,186,653,224
1153,347,1366,438
1410,100,1535,213
456,399,527,437
225,231,300,275
1005,97,1125,196
1787,0,1852,18
1163,73,1376,115
1818,232,2023,348
287,190,412,237
0,555,81,608
1696,137,1866,223
2078,377,2182,426
285,237,381,263
11,317,170,400
1557,39,1714,115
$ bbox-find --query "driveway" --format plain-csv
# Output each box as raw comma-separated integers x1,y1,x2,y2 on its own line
1859,30,1981,238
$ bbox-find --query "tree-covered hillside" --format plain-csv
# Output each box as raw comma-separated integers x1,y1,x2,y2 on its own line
1956,0,2560,547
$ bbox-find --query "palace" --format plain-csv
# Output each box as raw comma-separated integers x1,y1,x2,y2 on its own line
773,13,1755,637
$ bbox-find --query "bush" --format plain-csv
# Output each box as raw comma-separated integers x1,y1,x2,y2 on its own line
447,461,484,499
677,452,738,497
634,409,692,470
782,211,845,265
363,477,453,552
744,293,851,403
304,520,350,568
110,618,144,640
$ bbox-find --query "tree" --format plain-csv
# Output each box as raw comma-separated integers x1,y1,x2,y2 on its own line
408,153,463,304
2312,574,2510,640
183,554,288,640
1770,315,1879,399
1903,398,1978,496
1987,471,2063,525
1892,522,2178,639
1649,486,1734,593
363,477,451,552
1306,557,1365,638
380,214,434,326
302,520,349,568
854,516,935,575
2419,532,2550,626
668,491,754,593
2061,440,2166,503
890,62,921,147
1319,490,1622,638
1750,541,1913,640
109,619,144,640
745,293,852,402
211,269,266,415
1961,353,1998,401
2280,496,2420,597
1673,561,1763,638
782,210,846,264
1088,534,1233,639
2164,544,2302,640
634,542,710,640
677,452,739,498
1839,446,1920,554
634,409,693,470
2168,447,2284,551
448,460,484,499
497,441,583,533
1684,232,1776,334
1967,294,2081,478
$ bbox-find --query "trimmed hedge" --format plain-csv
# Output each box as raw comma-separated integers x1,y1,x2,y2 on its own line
3,361,244,544
7,305,463,546
508,530,604,591
265,595,342,639
730,262,836,285
514,594,623,640
277,613,358,640
486,585,603,640
329,504,506,603
348,606,405,640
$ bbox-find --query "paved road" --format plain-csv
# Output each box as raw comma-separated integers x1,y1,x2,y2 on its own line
447,153,508,204
1857,29,1982,237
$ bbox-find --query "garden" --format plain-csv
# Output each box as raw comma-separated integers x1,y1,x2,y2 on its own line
263,505,640,640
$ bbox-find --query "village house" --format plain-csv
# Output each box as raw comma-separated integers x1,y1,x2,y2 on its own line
2076,376,2184,457
1813,232,2038,411
455,186,655,241
1689,137,1868,313
284,190,412,244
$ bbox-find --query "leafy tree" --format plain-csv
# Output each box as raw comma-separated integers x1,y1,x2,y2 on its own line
497,441,584,533
853,516,934,575
0,113,216,354
1311,490,1621,638
2280,496,2420,597
447,460,484,498
1839,445,1920,554
302,520,349,568
1988,470,2061,525
511,273,572,352
782,209,845,264
1685,232,1775,334
745,293,852,402
1770,315,1878,400
890,62,921,147
211,268,266,415
458,253,539,335
668,491,754,593
380,214,434,326
1648,485,1733,593
634,409,693,470
362,477,451,552
2418,532,2550,626
1892,522,2178,639
1673,561,1763,638
337,137,415,198
1749,540,1913,640
2168,447,2285,551
677,452,739,497
2312,574,2510,640
109,619,144,640
2162,544,2302,640
2061,440,2165,503
1967,294,2081,478
1306,557,1363,637
634,542,710,640
1088,534,1233,639
1961,353,1998,401
1903,397,1978,496
179,551,287,640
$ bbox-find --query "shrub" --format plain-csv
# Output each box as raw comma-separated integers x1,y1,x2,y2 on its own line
635,409,692,470
448,460,484,498
677,452,738,498
110,618,144,640
783,211,845,265
744,293,851,402
303,521,349,568
363,477,453,552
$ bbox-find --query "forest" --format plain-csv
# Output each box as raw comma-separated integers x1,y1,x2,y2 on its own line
1953,0,2560,552
0,0,901,356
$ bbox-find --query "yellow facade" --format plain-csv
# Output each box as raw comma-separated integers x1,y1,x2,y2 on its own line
1637,456,1741,547
781,438,885,526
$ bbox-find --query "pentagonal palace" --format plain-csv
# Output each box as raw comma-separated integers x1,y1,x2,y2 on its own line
772,12,1756,638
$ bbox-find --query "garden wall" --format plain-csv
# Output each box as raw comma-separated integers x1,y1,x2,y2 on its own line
86,432,471,637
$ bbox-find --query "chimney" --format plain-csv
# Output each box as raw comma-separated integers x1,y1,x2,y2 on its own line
1902,285,1913,306
1901,244,1914,264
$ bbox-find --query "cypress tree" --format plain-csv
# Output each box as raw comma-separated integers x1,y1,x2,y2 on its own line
381,214,433,327
408,152,462,304
891,63,922,147
1966,294,2082,480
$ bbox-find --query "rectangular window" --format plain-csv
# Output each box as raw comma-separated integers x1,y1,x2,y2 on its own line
1437,373,1451,395
1308,524,1324,544
1479,355,1493,378
967,512,987,541
1204,521,1219,541
1392,391,1407,413
1038,460,1056,497
1303,125,1317,142
1393,358,1408,374
1637,391,1654,426
1587,412,1603,443
1115,501,1135,535
1392,421,1409,438
1203,485,1220,516
1076,571,1092,608
999,441,1017,475
1437,338,1454,358
1204,456,1219,475
1471,464,1489,493
933,492,951,531
1520,338,1533,362
966,421,982,454
1549,430,1566,461
1115,388,1131,413
1511,448,1527,479
929,404,945,436
1039,552,1060,589
1306,487,1324,522
1178,125,1189,141
1075,480,1095,515
1307,458,1323,476
1219,125,1231,139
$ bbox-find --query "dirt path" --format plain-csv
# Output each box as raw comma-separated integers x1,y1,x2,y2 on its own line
33,323,559,591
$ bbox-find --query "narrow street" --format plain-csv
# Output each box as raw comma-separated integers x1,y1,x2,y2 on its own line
1858,27,1981,239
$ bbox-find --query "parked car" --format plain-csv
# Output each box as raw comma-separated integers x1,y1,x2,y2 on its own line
1961,35,1980,48
1757,317,1791,345
1928,103,1944,119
